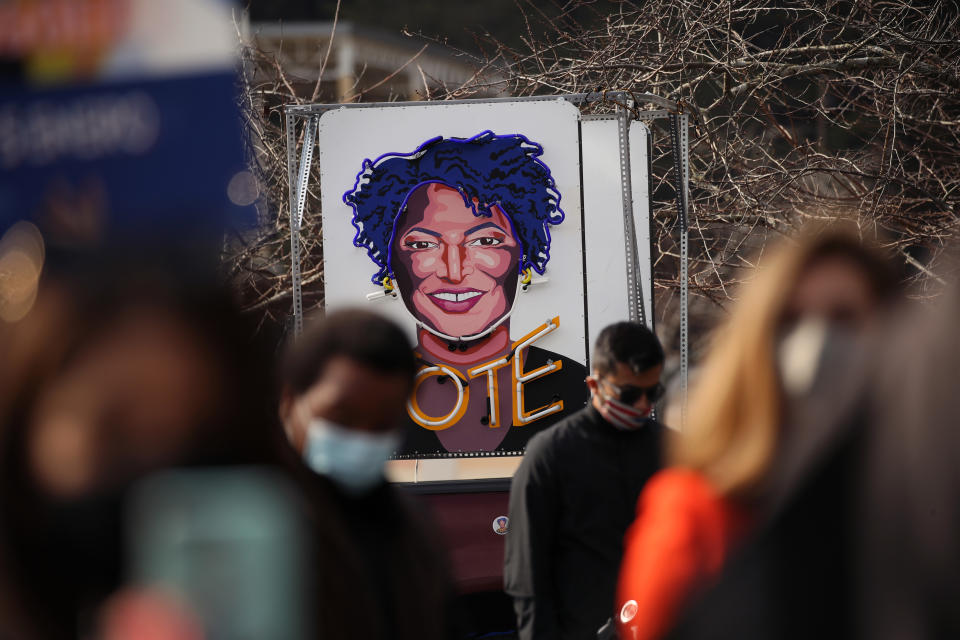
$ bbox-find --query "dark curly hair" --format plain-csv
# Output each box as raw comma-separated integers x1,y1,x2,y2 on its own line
342,130,565,285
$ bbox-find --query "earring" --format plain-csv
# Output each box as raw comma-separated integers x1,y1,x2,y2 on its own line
521,268,533,291
382,276,397,298
365,276,398,302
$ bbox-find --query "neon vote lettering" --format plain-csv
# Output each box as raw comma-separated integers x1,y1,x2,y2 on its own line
407,317,565,431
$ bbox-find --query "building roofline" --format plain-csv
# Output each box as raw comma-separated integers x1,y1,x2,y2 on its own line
249,20,478,64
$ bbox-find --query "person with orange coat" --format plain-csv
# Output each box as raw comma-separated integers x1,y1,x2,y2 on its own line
615,228,898,640
615,470,751,640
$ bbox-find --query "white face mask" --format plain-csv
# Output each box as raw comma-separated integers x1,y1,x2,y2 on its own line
303,418,401,494
777,317,829,398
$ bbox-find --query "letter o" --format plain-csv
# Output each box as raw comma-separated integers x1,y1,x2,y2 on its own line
407,365,470,431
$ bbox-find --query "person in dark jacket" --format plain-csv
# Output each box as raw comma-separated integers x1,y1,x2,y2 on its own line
504,321,666,640
279,309,458,640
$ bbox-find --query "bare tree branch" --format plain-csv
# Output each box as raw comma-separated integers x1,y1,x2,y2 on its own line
230,0,960,358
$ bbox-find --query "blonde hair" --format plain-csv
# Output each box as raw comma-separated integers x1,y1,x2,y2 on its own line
669,227,892,500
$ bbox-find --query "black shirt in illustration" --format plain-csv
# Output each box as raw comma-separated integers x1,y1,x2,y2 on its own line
396,345,589,459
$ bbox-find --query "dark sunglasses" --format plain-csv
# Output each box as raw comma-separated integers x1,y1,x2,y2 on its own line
600,379,665,405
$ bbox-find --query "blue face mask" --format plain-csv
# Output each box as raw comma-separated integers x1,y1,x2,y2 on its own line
303,418,400,495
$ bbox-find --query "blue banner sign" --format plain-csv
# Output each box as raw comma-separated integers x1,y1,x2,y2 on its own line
0,71,254,244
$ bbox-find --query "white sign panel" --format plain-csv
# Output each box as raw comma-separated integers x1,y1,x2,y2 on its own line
581,118,654,361
318,100,589,458
630,121,654,327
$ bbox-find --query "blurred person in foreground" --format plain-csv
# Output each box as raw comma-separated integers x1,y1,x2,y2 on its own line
279,309,457,640
505,321,666,640
0,263,285,640
666,284,960,637
616,229,897,640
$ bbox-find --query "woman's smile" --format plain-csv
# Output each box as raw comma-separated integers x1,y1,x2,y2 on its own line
427,288,485,312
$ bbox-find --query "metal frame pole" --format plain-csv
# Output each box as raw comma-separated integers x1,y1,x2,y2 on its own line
285,110,303,337
617,103,647,327
285,112,318,337
680,113,690,428
670,113,691,428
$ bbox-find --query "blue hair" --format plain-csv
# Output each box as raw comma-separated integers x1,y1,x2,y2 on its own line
343,131,565,285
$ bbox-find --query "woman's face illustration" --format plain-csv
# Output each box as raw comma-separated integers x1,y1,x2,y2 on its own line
391,183,522,338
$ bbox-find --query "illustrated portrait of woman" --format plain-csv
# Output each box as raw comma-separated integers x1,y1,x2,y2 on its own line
343,131,588,457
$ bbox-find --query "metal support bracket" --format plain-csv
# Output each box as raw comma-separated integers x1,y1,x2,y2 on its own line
669,113,691,428
617,104,647,327
286,113,318,337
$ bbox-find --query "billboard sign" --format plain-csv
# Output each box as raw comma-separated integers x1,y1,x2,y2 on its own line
317,99,652,460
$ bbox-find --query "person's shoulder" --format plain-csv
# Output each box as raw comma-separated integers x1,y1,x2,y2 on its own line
538,405,596,445
614,417,665,451
643,417,667,442
521,420,563,462
647,468,713,496
641,469,727,518
387,484,443,539
394,488,440,534
517,407,592,470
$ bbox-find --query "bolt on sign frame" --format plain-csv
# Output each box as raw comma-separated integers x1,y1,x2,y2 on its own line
284,92,691,426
